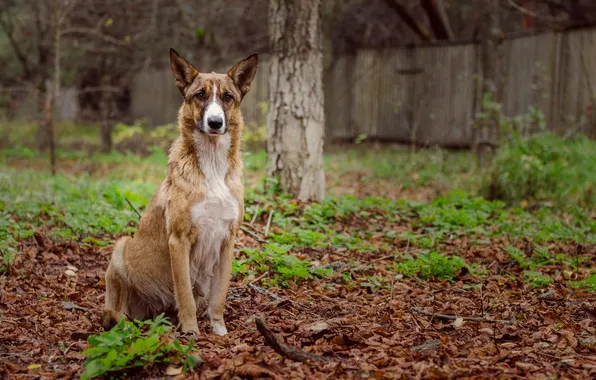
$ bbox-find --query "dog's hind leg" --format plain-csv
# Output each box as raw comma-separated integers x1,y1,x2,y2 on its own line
101,237,131,330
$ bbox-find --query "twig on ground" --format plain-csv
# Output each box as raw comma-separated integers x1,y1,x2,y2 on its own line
250,206,260,224
255,316,333,363
248,283,285,303
247,271,270,286
411,306,515,324
240,225,266,245
125,197,141,220
372,254,395,263
480,284,484,317
265,211,274,236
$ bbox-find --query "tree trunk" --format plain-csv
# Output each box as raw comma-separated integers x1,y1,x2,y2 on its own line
37,81,51,151
100,92,113,153
267,0,326,201
49,5,61,176
474,0,501,166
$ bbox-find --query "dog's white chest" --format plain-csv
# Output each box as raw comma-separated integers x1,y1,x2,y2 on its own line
189,135,239,277
191,185,239,230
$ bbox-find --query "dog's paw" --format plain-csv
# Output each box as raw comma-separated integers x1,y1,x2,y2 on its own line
211,321,228,336
180,321,200,335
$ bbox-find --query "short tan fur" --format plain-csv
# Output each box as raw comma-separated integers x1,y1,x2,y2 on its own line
102,48,258,335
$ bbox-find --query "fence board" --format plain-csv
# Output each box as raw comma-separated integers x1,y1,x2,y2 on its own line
126,28,596,146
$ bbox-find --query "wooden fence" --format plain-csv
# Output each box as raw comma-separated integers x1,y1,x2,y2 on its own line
130,28,596,147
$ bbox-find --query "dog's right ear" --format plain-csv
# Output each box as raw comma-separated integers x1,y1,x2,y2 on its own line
169,48,199,95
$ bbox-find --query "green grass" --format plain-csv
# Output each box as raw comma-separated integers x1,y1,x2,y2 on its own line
1,162,594,287
1,125,595,376
488,132,596,206
81,314,201,380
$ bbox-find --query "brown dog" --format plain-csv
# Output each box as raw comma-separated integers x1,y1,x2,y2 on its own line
101,48,258,335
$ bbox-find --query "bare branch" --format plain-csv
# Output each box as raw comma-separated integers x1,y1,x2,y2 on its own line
61,27,132,47
508,0,560,23
411,306,515,324
0,11,32,79
420,0,454,40
255,316,334,363
381,0,432,41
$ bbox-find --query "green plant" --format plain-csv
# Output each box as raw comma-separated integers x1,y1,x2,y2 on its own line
487,133,596,206
523,271,553,288
235,243,332,287
81,314,201,379
394,251,467,281
505,246,532,269
242,101,268,150
568,273,596,292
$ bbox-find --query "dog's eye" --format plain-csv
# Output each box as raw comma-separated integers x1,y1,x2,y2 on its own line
224,93,233,102
195,91,205,100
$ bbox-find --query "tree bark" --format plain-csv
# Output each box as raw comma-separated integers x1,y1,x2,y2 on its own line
267,0,326,201
49,1,62,175
474,0,502,166
37,81,51,151
100,91,113,153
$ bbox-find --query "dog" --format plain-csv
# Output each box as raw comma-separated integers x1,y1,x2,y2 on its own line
101,48,258,335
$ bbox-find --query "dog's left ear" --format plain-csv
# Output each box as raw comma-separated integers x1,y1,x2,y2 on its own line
227,53,258,98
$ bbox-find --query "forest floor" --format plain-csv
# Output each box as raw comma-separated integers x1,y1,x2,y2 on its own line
0,145,595,379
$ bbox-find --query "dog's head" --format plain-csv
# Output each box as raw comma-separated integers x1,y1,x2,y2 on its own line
169,48,258,136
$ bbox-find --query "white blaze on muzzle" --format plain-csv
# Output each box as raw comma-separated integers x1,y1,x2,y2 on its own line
203,84,226,134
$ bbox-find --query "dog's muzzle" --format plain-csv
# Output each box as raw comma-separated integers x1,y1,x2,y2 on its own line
202,96,227,134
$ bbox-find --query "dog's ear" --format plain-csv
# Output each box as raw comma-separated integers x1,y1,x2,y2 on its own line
227,53,258,98
169,48,199,94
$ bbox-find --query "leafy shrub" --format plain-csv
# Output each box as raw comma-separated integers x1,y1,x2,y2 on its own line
394,251,467,281
81,314,201,379
419,189,506,230
569,273,596,292
242,101,268,150
487,133,596,206
523,270,553,288
505,245,532,269
112,121,178,154
235,243,332,286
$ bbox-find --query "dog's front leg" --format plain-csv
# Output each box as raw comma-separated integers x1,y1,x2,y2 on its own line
207,230,235,336
169,233,199,333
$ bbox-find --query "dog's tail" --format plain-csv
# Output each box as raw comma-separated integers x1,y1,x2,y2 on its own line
101,236,132,330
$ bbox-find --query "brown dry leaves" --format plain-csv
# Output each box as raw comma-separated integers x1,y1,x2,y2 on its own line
1,229,595,379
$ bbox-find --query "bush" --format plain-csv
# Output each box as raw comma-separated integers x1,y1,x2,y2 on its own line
487,133,596,206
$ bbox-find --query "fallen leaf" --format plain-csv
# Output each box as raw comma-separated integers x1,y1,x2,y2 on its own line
453,317,464,329
302,321,329,333
64,269,77,277
165,366,183,376
412,339,441,352
62,301,88,311
515,362,537,371
27,364,41,370
479,327,494,335
236,363,279,379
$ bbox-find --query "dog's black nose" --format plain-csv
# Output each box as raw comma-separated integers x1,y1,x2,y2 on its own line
207,116,223,130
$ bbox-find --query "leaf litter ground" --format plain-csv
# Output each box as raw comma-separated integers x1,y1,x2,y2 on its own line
1,156,595,379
